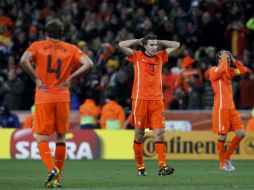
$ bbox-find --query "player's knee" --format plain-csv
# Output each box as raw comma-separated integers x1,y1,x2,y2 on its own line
134,135,143,143
56,133,66,143
134,131,145,142
236,130,245,139
135,132,144,142
36,134,49,142
154,129,165,141
218,134,226,141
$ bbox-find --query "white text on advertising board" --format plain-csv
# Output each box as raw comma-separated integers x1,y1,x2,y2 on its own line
15,141,93,159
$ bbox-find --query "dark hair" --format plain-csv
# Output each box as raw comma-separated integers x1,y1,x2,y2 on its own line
142,34,157,46
45,19,64,39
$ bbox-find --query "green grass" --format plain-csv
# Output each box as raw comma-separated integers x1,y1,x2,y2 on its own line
0,160,254,190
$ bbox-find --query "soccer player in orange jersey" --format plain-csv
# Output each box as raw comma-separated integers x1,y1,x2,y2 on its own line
209,50,249,171
119,34,180,176
20,19,93,187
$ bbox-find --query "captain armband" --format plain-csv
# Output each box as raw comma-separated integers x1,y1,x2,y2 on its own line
234,69,241,75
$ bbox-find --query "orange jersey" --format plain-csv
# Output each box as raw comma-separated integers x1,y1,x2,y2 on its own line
128,50,168,100
209,58,247,109
26,40,85,104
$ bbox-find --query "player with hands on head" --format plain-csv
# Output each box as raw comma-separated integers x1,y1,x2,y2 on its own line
209,49,251,171
119,34,180,176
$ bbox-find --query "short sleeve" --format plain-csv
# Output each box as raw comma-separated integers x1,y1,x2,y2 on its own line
72,45,85,68
157,50,168,64
127,50,138,64
26,42,37,54
26,42,38,64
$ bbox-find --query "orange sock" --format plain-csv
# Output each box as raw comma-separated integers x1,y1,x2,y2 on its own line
55,143,66,181
133,141,144,169
38,141,55,172
217,140,225,167
225,136,242,160
155,141,166,168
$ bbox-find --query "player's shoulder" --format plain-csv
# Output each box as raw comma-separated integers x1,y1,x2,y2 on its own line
60,41,82,52
128,50,142,60
134,50,145,57
156,50,167,55
29,40,46,47
129,50,141,54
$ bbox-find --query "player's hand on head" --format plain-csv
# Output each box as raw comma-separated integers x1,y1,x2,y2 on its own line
220,50,228,59
228,53,236,63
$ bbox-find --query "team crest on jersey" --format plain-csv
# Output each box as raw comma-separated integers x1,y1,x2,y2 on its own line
150,64,154,71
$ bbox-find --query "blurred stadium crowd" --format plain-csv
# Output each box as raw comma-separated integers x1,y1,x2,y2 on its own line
0,0,254,112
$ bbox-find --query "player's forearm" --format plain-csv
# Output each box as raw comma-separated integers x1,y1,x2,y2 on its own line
70,64,92,79
211,57,227,79
119,39,141,48
157,40,180,49
233,60,251,75
210,58,228,80
218,57,228,73
69,56,93,80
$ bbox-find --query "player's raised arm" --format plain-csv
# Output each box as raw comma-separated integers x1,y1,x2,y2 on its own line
229,53,252,76
157,40,180,54
209,50,228,81
118,39,142,56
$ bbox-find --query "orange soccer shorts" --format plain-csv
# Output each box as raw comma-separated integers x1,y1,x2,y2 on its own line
33,102,70,135
131,99,165,130
212,108,244,134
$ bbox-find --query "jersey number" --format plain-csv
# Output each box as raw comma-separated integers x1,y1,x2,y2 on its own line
47,55,62,79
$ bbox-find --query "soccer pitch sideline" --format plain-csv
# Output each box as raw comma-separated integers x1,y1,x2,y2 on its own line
0,160,253,190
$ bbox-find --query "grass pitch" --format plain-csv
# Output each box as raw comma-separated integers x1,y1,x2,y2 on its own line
0,160,253,190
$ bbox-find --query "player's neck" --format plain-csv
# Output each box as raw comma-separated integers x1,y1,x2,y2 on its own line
144,51,154,58
46,37,60,42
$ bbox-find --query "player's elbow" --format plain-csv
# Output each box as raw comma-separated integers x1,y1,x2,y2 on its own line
19,58,27,69
85,60,93,73
118,42,123,48
174,42,180,48
88,59,94,69
81,56,94,69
